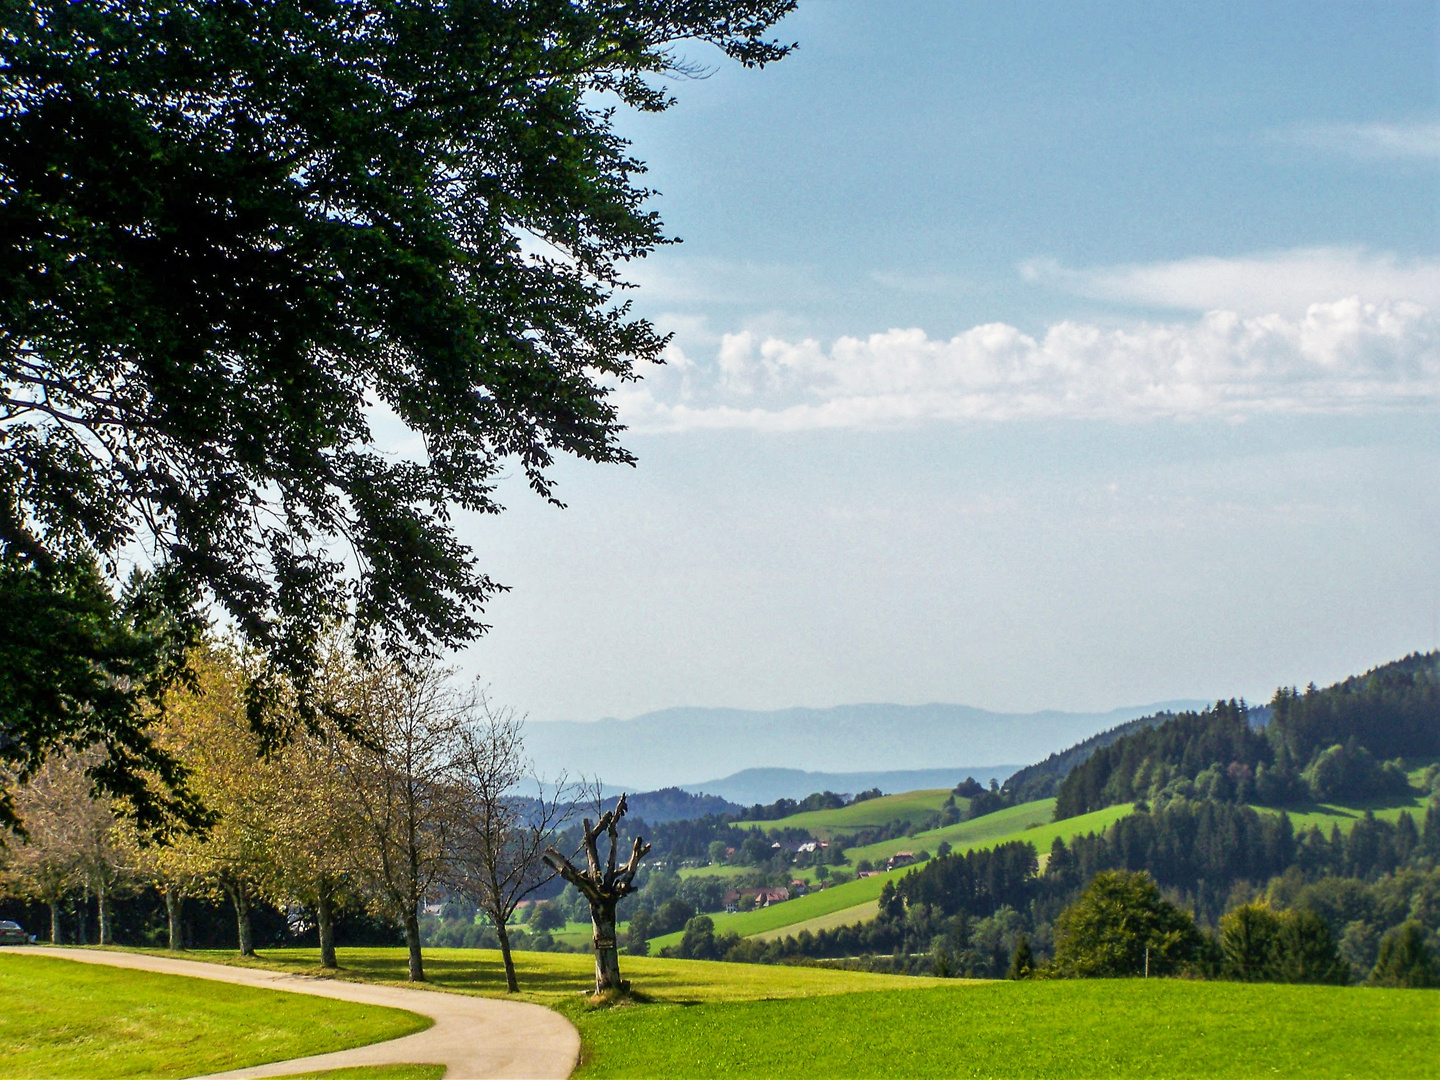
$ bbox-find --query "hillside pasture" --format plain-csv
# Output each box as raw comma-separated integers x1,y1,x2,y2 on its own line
750,900,880,941
575,979,1440,1078
0,952,430,1079
1251,783,1435,836
844,797,1055,863
647,867,903,951
650,801,1141,950
743,788,955,838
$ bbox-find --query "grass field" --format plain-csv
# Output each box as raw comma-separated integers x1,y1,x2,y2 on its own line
743,788,956,838
750,900,880,941
1253,786,1435,835
145,946,944,1007
573,978,1440,1078
647,867,903,951
72,946,1438,1079
0,952,431,1079
649,802,1138,950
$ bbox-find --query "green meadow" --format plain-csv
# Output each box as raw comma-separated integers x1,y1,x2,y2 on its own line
574,978,1440,1079
44,946,1435,1080
0,952,430,1079
743,788,956,838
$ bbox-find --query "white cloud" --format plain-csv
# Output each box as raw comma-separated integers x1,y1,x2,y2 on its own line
1022,248,1440,317
1279,120,1440,161
618,297,1440,432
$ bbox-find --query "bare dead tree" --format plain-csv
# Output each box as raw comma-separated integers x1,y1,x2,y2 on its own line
543,793,649,993
451,699,574,992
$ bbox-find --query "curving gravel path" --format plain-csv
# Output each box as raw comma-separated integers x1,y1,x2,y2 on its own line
10,946,579,1080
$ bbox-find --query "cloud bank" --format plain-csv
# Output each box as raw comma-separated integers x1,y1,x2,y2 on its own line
618,297,1439,432
1022,248,1440,317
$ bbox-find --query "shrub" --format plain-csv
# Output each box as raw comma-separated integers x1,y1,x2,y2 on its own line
1370,922,1439,988
1050,870,1204,978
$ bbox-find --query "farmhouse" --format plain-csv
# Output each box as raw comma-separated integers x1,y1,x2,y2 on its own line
886,851,916,871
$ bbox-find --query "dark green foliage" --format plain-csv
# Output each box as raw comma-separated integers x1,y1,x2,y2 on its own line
675,915,720,961
0,0,794,785
1050,870,1205,978
737,790,848,821
654,897,697,937
1301,741,1412,802
895,841,1039,920
1271,908,1350,984
1270,654,1440,764
1220,902,1278,979
1063,801,1296,917
1052,654,1440,820
0,555,207,832
528,902,566,932
1055,700,1268,819
1370,921,1439,988
1009,935,1034,979
623,907,652,957
1221,902,1348,984
1002,712,1173,803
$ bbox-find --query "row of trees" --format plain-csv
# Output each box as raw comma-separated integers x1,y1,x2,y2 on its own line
0,643,595,992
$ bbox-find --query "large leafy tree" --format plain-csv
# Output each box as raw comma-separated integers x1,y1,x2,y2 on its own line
0,0,795,812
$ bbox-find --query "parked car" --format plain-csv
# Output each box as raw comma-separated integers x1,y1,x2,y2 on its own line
0,920,35,945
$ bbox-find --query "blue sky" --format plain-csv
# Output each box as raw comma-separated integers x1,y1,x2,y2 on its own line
460,2,1440,723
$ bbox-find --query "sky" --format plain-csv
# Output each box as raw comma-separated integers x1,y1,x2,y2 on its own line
459,1,1440,723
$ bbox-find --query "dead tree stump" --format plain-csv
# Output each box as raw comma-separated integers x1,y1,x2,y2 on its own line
544,793,650,994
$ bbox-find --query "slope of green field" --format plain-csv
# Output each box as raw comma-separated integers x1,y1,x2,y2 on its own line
574,979,1440,1079
846,801,1132,870
1252,786,1434,835
750,900,880,941
0,952,430,1079
744,789,956,838
647,868,903,951
649,802,1135,950
844,798,1056,863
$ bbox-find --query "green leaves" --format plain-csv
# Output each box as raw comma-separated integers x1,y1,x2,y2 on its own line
0,0,793,811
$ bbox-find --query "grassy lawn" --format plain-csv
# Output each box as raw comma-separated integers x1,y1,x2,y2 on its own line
0,952,431,1080
743,789,955,839
142,946,943,1008
574,979,1440,1079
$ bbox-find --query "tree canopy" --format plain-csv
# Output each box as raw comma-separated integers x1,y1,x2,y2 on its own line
0,0,795,814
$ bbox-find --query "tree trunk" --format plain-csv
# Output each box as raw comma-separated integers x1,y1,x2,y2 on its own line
495,917,519,993
228,883,255,957
165,888,184,950
77,886,88,946
97,879,110,947
403,909,425,982
590,899,623,993
316,885,337,969
49,901,62,945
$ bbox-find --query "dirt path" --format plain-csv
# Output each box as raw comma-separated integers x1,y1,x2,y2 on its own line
10,946,579,1080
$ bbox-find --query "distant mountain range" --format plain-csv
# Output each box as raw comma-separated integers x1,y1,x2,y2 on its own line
524,700,1210,793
